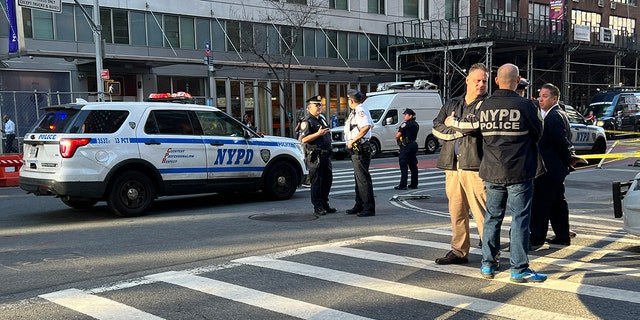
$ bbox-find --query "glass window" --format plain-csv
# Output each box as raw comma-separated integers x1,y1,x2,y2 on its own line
212,19,226,51
368,0,385,14
445,0,460,22
293,29,303,57
33,9,54,40
226,20,240,52
130,11,146,46
147,13,163,47
22,8,33,38
281,25,292,53
113,9,129,44
254,24,268,54
100,8,112,43
56,5,75,41
145,110,194,135
73,110,129,133
330,0,348,10
240,21,253,52
327,30,338,58
164,15,179,48
348,33,358,59
287,0,307,4
181,17,195,49
368,34,378,60
316,29,326,58
337,31,348,60
268,25,280,54
196,18,210,50
359,34,368,60
611,16,636,35
75,5,93,42
404,0,418,18
304,28,315,57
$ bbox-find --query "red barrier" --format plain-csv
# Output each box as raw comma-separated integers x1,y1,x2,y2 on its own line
0,154,23,187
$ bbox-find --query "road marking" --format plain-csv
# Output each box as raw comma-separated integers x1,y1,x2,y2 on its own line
147,271,373,320
39,288,163,320
354,236,640,304
235,256,589,320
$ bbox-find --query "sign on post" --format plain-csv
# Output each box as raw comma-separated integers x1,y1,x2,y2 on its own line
17,0,62,13
101,69,110,80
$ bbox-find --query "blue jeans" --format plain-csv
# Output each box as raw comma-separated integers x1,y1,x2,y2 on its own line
481,180,534,274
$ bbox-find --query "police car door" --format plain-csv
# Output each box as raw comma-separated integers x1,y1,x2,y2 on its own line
564,106,593,152
138,109,207,182
193,110,256,181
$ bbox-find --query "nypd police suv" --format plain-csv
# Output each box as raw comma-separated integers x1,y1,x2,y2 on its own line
19,100,307,217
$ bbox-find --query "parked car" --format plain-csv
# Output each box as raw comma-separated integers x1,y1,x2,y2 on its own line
563,104,607,155
613,171,640,237
587,88,640,138
331,80,443,159
19,99,307,217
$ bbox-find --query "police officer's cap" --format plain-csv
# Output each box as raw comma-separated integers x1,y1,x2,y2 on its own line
347,89,364,102
403,108,416,116
517,78,530,90
306,95,323,104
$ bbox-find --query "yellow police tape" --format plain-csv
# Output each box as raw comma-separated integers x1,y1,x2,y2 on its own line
580,152,640,159
604,129,640,135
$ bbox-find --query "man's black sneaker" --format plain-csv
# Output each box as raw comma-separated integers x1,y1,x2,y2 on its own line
394,186,407,190
323,207,337,213
408,185,418,189
346,206,363,215
357,211,375,217
314,208,327,216
435,250,469,265
546,237,570,246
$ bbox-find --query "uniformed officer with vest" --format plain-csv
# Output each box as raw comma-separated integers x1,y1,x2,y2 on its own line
299,96,335,215
394,108,420,190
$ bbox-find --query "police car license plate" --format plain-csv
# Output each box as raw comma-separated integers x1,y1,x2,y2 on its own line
28,146,38,158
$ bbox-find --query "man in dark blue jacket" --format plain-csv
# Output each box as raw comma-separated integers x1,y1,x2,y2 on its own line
478,63,547,283
530,83,574,246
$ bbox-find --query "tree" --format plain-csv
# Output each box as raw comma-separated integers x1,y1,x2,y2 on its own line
237,0,327,137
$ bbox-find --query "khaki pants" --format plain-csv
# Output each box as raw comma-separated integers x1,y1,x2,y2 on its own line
444,168,486,258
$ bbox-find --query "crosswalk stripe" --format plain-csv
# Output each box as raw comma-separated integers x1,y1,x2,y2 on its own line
235,256,589,320
147,271,372,320
415,227,640,257
39,288,164,320
358,236,640,304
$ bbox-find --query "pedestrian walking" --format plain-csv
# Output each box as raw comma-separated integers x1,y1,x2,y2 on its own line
299,96,335,216
432,62,489,265
478,63,547,283
394,108,419,190
344,89,375,217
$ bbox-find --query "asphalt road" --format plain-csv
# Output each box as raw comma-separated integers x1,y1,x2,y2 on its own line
1,147,639,319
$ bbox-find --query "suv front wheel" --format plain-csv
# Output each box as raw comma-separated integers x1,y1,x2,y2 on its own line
107,170,156,217
263,162,298,200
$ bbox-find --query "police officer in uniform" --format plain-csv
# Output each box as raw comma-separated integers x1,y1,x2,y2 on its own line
344,89,376,217
299,96,335,215
394,108,419,190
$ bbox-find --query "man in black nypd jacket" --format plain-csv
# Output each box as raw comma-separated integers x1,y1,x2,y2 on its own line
394,108,420,190
478,63,547,283
299,96,335,216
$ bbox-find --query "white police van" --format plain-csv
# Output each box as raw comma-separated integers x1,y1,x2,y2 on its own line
19,99,307,217
331,80,443,159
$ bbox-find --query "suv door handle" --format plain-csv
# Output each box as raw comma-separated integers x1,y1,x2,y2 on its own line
209,142,224,146
145,140,161,145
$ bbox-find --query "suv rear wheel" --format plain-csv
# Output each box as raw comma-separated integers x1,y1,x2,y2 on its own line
107,170,156,217
263,162,298,200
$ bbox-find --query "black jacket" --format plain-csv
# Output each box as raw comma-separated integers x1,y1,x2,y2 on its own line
433,94,486,171
479,89,544,184
539,105,573,179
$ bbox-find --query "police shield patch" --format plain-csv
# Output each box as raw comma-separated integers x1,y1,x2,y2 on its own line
300,121,307,131
260,149,271,163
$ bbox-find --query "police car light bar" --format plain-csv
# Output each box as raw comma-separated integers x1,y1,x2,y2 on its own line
376,80,438,91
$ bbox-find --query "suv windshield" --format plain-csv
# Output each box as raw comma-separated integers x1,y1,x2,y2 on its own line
589,102,614,118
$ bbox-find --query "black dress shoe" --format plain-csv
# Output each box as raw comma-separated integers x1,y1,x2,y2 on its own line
394,186,407,190
346,206,363,215
314,208,327,216
357,211,375,217
435,250,469,265
323,207,337,213
408,185,418,189
546,237,570,246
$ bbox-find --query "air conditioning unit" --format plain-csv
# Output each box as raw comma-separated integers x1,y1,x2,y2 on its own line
572,0,579,2
598,0,604,7
479,19,487,28
611,1,617,9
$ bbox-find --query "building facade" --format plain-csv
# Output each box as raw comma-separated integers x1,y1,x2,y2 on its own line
1,0,638,146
